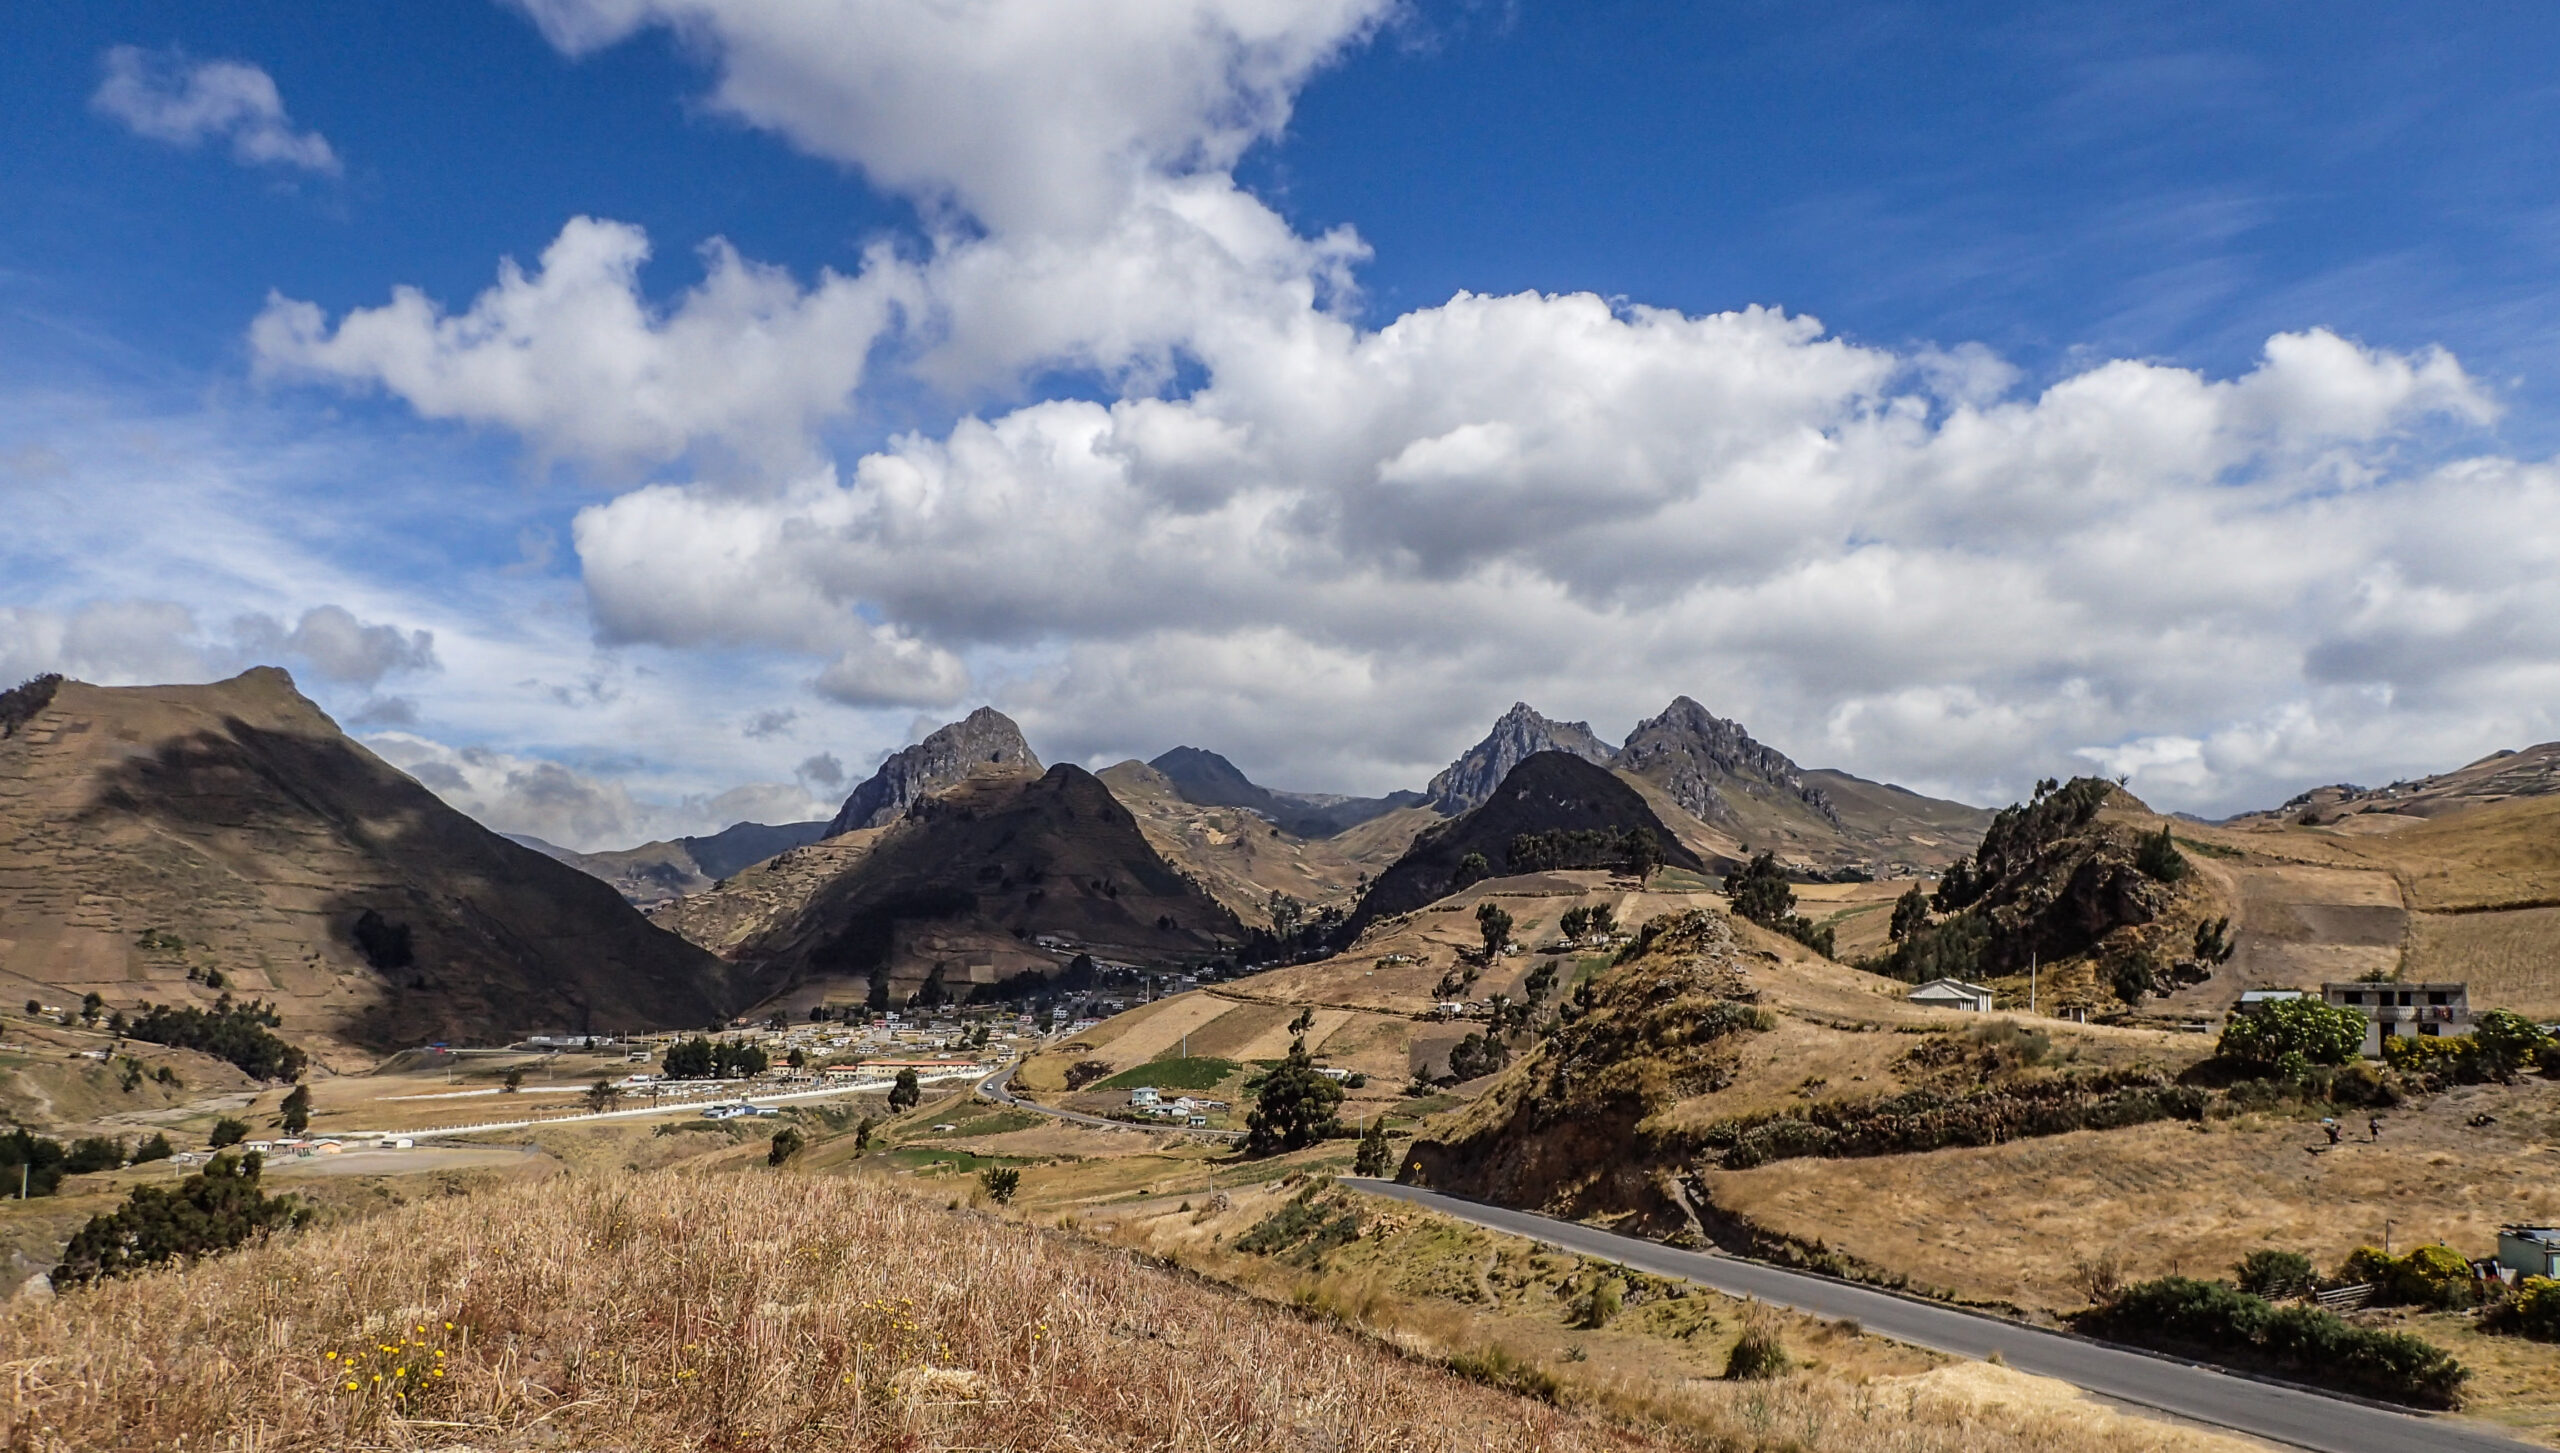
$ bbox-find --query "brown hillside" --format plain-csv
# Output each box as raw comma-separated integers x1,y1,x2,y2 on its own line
731,764,1245,1011
644,826,898,957
1096,759,1430,927
2235,739,2560,825
0,670,732,1058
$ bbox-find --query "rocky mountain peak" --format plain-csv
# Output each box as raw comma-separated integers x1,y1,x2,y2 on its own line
1424,702,1616,815
826,706,1042,834
1618,696,1842,830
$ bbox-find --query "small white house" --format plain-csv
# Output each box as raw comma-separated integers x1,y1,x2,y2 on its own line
1316,1067,1352,1082
2499,1227,2560,1281
1907,978,1997,1014
1128,1086,1160,1107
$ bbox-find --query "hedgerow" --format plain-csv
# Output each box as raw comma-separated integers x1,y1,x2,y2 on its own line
2078,1276,2467,1408
1695,1071,2207,1169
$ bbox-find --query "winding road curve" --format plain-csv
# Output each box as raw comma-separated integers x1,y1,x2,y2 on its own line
1348,1179,2537,1453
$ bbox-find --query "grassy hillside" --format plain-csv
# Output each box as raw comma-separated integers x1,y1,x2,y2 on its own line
0,670,732,1057
1095,759,1429,927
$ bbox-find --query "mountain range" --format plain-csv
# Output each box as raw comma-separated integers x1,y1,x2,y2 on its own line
16,663,2555,1053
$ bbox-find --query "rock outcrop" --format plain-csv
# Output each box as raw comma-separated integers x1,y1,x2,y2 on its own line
1618,696,1843,831
1424,703,1616,815
828,707,1041,834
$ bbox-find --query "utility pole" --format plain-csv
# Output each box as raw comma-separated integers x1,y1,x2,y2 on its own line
2029,953,2037,1016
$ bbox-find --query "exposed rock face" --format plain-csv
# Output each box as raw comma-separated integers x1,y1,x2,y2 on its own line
1618,696,1843,831
1424,703,1616,815
828,708,1041,834
1400,909,1767,1225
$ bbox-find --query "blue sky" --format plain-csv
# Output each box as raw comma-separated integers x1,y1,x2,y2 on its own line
5,2,2558,846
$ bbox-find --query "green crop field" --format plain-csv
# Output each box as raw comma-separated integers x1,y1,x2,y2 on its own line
1095,1056,1238,1091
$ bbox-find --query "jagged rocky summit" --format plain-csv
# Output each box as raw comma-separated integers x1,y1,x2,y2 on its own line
1423,703,1617,815
827,707,1042,834
1618,695,1842,831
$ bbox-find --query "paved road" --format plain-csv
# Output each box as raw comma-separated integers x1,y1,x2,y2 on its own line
981,1064,1244,1141
1349,1179,2536,1453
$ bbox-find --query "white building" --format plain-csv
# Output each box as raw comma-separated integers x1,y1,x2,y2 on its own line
1907,978,1997,1014
2322,982,2471,1058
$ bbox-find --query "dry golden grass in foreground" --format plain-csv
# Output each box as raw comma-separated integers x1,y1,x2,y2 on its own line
1083,1180,2265,1453
3,1169,1671,1453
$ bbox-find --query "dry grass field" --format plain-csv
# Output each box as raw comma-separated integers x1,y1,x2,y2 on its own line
0,1150,2270,1453
2405,905,2560,1019
2,1169,1674,1453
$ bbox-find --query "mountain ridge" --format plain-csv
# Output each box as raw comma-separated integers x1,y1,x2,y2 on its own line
0,668,732,1053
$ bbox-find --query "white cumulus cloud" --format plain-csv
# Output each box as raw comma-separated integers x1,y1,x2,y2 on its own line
233,0,2560,818
508,0,1390,234
251,218,914,475
91,46,339,174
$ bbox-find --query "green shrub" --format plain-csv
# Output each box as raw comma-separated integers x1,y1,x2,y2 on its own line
2471,1010,2556,1079
2134,826,2188,883
767,1126,805,1166
2340,1244,2477,1310
980,1166,1021,1204
1235,1183,1361,1264
131,1133,174,1164
1724,1326,1792,1380
52,1153,305,1287
1567,1275,1623,1329
2216,998,2365,1072
2082,1276,2466,1407
2494,1277,2560,1341
2234,1249,2314,1299
208,1117,249,1149
1699,1071,2207,1169
0,1129,68,1197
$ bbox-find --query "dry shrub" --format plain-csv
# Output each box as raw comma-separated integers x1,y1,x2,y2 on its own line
0,1171,1652,1452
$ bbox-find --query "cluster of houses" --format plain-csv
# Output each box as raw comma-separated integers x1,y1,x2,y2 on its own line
1125,1085,1227,1126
